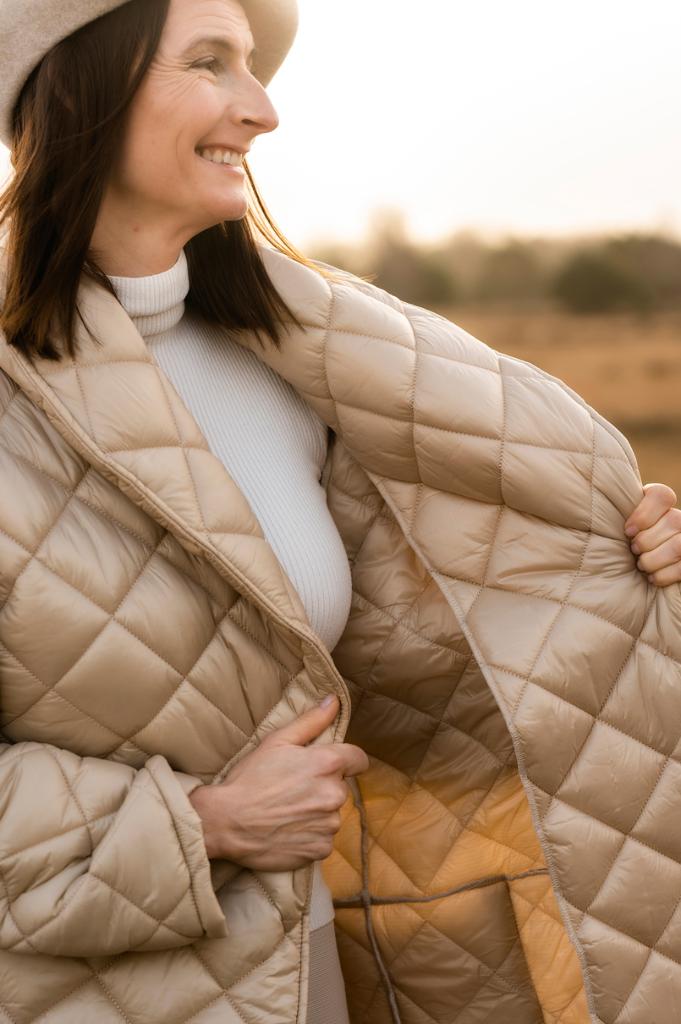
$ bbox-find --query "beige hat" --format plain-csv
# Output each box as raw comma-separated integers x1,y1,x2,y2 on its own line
0,0,298,148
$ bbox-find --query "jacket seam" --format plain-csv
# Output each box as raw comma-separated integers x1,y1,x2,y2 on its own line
15,954,114,1020
537,782,681,881
324,395,630,463
2,339,336,641
0,996,18,1024
0,487,294,761
1,791,196,953
350,588,471,660
89,872,196,938
447,357,507,655
188,947,253,1024
1,538,253,751
404,304,423,535
180,931,298,1024
0,637,133,747
345,568,435,750
44,748,96,852
319,281,336,407
72,364,98,448
1,531,175,744
89,970,134,1024
510,393,598,718
0,437,236,615
569,898,681,973
368,752,528,887
209,666,312,786
353,683,507,771
487,661,681,772
225,599,297,679
353,871,538,1024
0,477,87,627
0,810,115,860
27,929,293,1024
436,570,666,655
0,862,40,953
112,609,250,753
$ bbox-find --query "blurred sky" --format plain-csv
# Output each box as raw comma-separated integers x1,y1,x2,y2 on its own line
2,0,680,249
251,0,681,248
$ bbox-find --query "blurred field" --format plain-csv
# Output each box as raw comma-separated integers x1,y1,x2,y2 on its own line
437,306,681,500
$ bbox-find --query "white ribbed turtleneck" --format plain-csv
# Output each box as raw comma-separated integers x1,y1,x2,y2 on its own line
109,249,353,654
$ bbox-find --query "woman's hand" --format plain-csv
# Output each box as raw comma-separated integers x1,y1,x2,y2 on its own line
189,694,369,871
625,482,681,587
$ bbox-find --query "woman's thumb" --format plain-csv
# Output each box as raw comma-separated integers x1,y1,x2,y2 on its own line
270,694,339,747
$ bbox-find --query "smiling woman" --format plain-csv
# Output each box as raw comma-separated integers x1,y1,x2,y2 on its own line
0,0,333,363
85,0,279,275
1,3,681,1024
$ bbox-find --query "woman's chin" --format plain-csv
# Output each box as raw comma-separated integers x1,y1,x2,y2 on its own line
199,192,249,226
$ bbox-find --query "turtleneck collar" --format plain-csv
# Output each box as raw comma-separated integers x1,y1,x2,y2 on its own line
108,247,189,340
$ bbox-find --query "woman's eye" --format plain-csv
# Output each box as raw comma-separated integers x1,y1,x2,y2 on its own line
193,58,222,74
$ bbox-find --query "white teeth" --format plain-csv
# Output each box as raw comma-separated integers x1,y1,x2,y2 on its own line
197,147,243,166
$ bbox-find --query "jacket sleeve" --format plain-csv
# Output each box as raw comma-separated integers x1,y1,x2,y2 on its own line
0,738,228,957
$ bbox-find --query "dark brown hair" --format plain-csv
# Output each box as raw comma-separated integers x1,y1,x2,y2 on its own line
0,0,344,363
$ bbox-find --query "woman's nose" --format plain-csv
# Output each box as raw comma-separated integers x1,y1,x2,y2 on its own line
235,79,279,137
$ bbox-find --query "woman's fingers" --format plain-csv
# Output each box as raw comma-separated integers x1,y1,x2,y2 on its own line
268,695,340,748
631,506,681,555
624,484,681,587
624,482,677,537
315,741,369,778
640,560,681,588
635,532,681,578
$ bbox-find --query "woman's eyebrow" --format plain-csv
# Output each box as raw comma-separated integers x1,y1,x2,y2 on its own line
181,35,257,67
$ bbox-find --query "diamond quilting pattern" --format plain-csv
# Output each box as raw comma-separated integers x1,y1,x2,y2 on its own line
326,450,586,1019
632,759,681,863
588,837,681,948
614,951,681,1024
557,721,666,835
600,641,681,755
0,241,678,1023
0,348,319,1019
255,256,675,1020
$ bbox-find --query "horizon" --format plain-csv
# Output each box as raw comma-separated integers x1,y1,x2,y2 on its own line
251,0,681,249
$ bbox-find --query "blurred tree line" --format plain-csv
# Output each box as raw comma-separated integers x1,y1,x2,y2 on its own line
310,209,681,315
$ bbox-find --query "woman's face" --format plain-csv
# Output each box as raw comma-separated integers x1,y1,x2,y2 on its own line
97,0,279,259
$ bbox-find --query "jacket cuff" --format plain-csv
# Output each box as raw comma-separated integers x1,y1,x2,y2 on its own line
147,757,228,939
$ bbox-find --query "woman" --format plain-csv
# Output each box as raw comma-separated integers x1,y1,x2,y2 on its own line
0,1,679,1022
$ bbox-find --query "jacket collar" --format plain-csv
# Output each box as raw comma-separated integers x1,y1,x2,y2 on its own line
0,255,315,636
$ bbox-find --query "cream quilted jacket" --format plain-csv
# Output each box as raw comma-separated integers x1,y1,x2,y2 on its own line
0,241,679,1024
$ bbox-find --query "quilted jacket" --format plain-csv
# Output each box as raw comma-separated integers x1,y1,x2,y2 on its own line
0,239,679,1024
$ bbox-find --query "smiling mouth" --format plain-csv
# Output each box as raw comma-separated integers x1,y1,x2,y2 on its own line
196,146,244,165
195,152,245,176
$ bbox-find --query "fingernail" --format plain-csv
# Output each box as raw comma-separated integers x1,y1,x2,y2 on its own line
320,694,337,708
624,525,638,537
630,542,640,554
